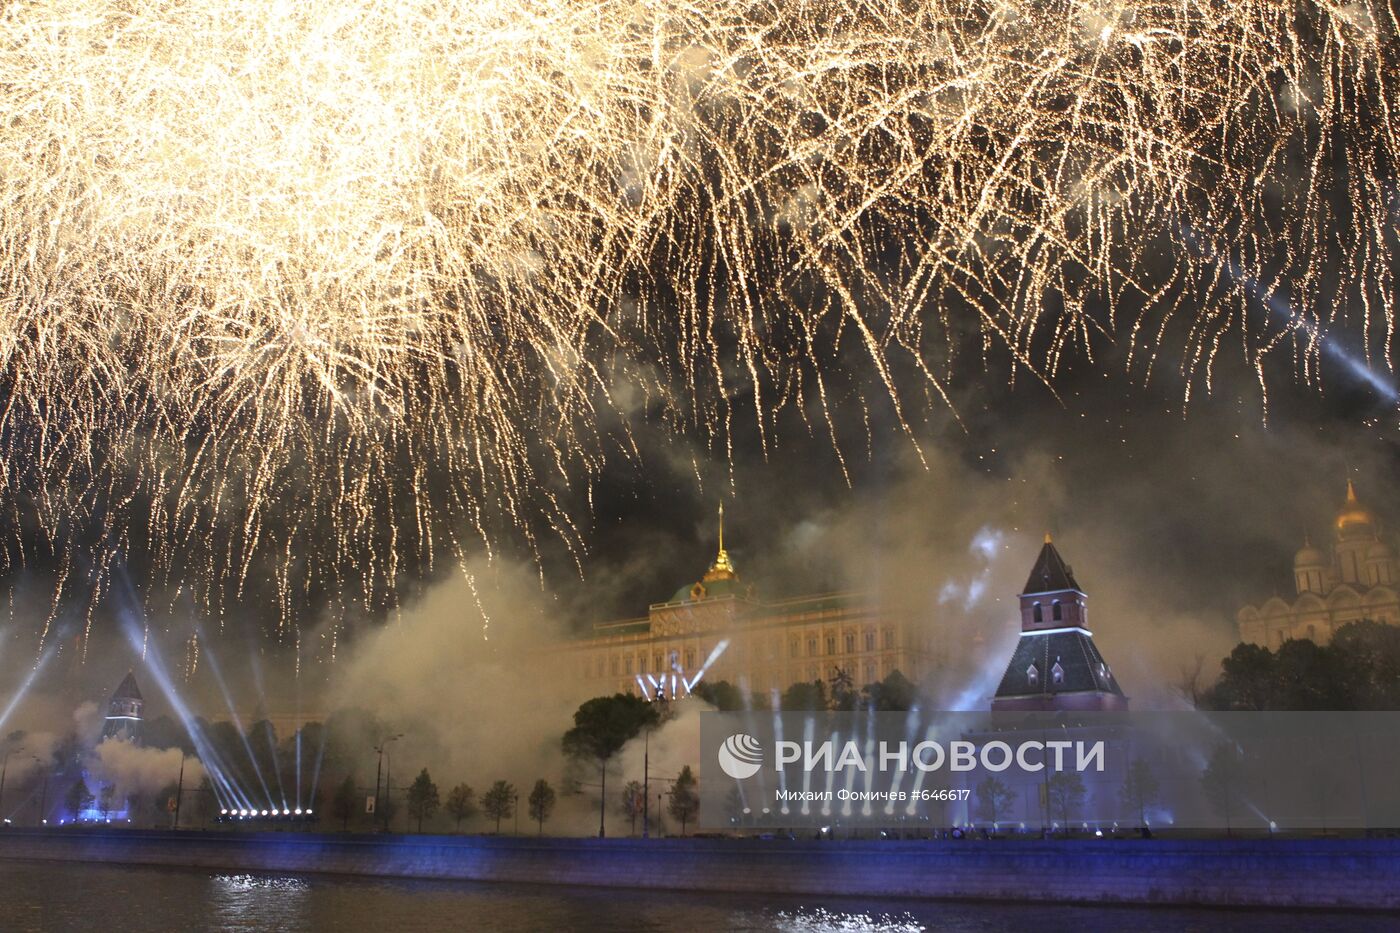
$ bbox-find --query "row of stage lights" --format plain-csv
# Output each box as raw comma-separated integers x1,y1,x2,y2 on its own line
218,807,315,821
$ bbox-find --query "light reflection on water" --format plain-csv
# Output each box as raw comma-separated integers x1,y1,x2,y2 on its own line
0,860,1394,933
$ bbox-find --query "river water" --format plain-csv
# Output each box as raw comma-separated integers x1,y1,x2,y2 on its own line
0,860,1391,932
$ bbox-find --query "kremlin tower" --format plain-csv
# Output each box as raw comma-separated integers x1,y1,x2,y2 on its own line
991,535,1127,711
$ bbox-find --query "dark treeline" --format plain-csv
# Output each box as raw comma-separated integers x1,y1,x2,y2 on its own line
1201,620,1400,710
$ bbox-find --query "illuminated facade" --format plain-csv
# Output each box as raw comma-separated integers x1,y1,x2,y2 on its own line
1237,480,1400,647
563,507,940,699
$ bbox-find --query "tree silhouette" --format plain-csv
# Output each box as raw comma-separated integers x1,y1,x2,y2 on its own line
562,694,658,838
667,766,699,835
1120,758,1160,825
620,780,645,835
406,768,440,833
331,775,357,830
1047,772,1086,829
528,779,556,835
974,775,1014,826
482,780,515,834
65,778,93,818
445,783,476,832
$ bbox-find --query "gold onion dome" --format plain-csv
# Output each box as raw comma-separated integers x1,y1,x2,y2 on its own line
1336,479,1376,533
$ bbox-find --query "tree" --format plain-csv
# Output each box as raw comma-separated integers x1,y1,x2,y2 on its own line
974,775,1014,826
779,680,827,711
194,777,218,826
1201,742,1245,835
482,780,515,834
528,779,556,835
331,775,357,830
65,778,94,819
828,667,857,711
690,680,746,712
667,766,699,835
406,768,440,833
861,670,918,711
1046,771,1085,828
1120,758,1160,825
1203,643,1276,710
620,780,645,835
562,694,659,838
97,783,116,820
445,783,476,831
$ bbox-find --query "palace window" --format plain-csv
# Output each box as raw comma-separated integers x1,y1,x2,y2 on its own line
845,633,855,654
1027,663,1039,686
655,653,664,672
1052,601,1062,622
625,656,633,675
882,629,895,650
807,637,818,657
790,637,800,658
610,657,619,676
685,649,695,669
1051,659,1065,685
639,655,647,674
826,635,836,655
864,631,875,652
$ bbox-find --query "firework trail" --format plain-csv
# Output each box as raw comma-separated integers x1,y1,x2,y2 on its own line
0,0,1394,651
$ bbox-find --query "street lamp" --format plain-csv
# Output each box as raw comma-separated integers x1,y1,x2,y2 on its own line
0,745,24,825
643,688,669,839
373,734,403,833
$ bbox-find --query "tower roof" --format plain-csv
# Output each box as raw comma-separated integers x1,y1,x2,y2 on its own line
993,629,1124,701
1022,535,1082,595
110,671,142,703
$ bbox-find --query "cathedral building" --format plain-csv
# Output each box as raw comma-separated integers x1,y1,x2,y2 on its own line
991,535,1127,711
561,506,940,699
1237,480,1400,648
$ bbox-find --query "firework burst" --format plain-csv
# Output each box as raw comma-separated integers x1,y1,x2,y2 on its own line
0,0,1394,655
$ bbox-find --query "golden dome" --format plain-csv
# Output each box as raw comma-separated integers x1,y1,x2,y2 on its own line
1336,479,1376,532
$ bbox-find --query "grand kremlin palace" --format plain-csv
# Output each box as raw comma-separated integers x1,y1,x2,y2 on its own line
559,510,941,699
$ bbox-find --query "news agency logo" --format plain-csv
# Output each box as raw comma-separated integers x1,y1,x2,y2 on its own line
717,733,764,779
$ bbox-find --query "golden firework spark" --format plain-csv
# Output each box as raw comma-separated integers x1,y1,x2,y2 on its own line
0,0,1393,655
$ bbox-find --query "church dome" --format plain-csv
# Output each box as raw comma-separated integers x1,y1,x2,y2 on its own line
1337,479,1376,535
1294,542,1326,568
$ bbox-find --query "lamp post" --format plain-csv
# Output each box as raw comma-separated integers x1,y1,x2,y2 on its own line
642,688,669,839
0,745,23,825
373,734,402,833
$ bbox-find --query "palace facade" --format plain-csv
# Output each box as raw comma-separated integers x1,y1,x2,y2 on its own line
1237,480,1400,647
561,509,940,699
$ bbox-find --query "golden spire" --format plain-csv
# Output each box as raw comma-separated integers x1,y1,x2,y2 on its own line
704,500,736,581
1044,531,1053,544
